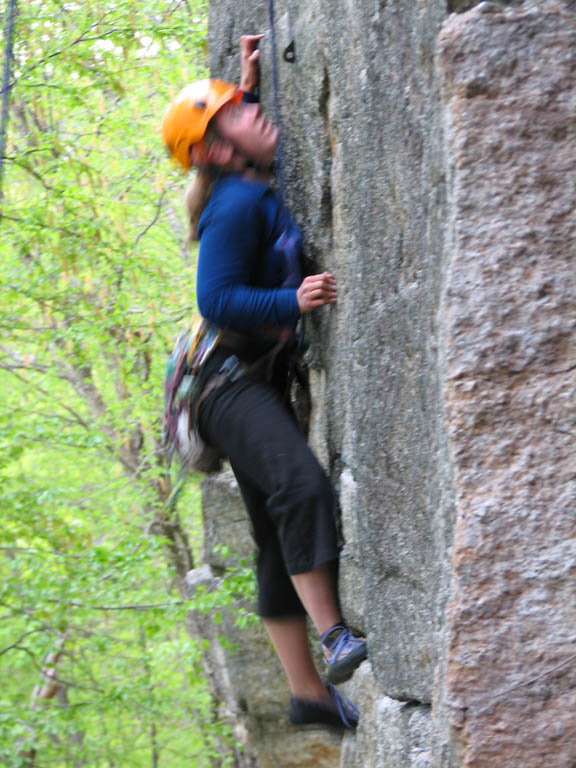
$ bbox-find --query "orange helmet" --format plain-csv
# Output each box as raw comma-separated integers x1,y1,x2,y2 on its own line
161,79,243,171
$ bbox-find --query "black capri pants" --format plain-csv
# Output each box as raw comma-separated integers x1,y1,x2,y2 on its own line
197,348,339,618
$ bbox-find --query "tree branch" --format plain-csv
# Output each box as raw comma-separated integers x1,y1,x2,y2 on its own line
0,363,92,431
0,547,89,560
0,628,51,657
51,600,185,611
133,189,166,248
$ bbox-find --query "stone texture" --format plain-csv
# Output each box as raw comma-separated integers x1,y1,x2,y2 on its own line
184,1,576,766
202,469,256,569
436,5,576,767
340,661,432,768
251,723,341,768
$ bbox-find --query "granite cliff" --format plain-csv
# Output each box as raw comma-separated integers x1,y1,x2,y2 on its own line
186,1,576,765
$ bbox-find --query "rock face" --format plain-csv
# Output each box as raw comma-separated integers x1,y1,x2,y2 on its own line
187,1,576,766
437,7,576,767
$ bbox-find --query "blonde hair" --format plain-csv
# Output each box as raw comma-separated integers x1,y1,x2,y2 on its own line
183,122,223,245
184,169,215,245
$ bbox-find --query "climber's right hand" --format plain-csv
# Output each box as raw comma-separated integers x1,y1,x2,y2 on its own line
296,272,337,313
240,34,264,93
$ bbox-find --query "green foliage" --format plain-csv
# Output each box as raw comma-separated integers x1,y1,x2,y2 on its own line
0,0,250,764
190,546,259,634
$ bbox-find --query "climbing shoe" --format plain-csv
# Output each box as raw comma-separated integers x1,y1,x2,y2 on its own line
321,624,367,685
289,683,359,730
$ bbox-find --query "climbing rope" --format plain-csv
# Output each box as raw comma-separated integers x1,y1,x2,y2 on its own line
0,0,18,219
267,0,298,203
267,0,287,203
266,1,307,361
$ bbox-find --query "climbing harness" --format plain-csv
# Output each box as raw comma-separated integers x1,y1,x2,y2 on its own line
0,0,18,218
163,319,297,479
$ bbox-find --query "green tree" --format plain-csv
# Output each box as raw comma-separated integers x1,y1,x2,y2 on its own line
0,1,237,764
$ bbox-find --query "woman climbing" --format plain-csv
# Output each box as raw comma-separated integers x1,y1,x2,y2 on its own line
161,34,367,729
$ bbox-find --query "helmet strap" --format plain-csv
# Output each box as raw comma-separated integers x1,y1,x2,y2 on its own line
190,138,210,168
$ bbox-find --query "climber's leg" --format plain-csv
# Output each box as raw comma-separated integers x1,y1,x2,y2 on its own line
263,616,329,700
289,561,341,636
198,372,340,587
264,616,359,729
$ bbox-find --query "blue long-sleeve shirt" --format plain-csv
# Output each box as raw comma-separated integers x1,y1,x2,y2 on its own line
196,173,302,334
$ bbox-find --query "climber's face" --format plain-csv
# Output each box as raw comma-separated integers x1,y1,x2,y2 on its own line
213,100,278,168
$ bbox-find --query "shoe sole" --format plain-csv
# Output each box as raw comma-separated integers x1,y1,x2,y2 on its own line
289,704,357,730
326,644,368,685
289,716,352,731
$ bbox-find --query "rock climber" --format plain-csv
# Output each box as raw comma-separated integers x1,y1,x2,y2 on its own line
161,33,367,729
